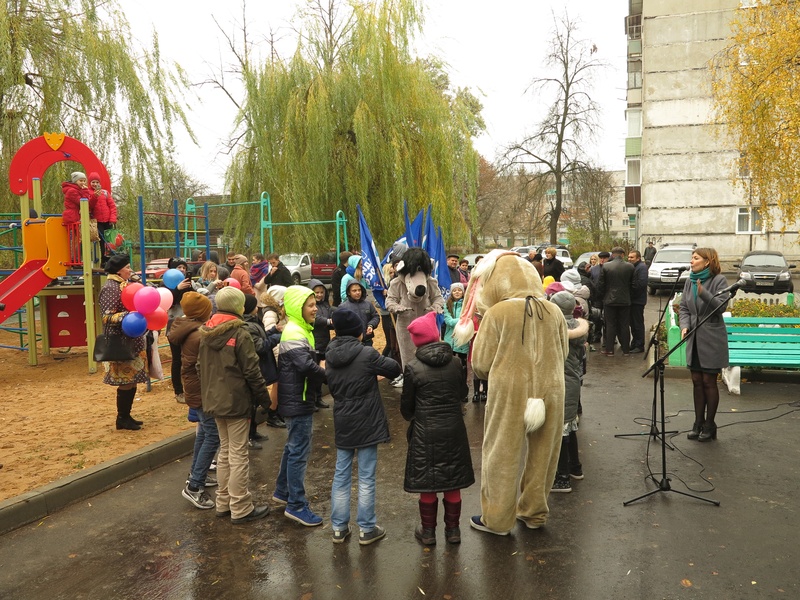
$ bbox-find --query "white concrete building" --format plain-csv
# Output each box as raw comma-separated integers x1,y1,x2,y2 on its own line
625,0,800,262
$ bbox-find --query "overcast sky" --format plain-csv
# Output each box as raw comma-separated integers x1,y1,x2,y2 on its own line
126,0,628,193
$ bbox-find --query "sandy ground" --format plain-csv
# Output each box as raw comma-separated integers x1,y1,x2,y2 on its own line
0,323,390,502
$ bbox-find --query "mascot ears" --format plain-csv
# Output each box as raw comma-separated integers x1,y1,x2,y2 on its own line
524,398,546,433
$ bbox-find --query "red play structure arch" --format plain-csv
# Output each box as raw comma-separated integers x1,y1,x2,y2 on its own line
8,134,111,199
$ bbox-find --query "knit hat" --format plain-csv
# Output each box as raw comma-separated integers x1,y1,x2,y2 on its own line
233,254,248,266
215,286,245,316
561,269,582,287
390,241,408,264
181,291,212,321
168,257,188,270
267,285,287,306
105,254,130,275
87,171,101,183
243,293,258,315
71,171,86,183
407,311,440,347
332,308,364,338
551,291,577,316
450,282,464,294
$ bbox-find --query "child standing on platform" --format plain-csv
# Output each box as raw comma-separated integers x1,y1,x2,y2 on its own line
401,311,474,545
443,282,469,401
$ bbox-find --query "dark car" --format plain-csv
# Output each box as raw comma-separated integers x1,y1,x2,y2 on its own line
734,251,795,293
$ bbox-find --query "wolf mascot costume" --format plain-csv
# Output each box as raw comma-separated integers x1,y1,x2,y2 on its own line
386,247,445,369
454,250,568,534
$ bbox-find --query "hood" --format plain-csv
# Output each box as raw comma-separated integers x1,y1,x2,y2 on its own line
568,317,590,339
346,254,361,275
198,315,245,350
62,181,82,192
308,278,329,303
325,335,364,369
475,251,543,313
284,285,315,331
415,341,455,367
345,279,367,300
168,316,203,346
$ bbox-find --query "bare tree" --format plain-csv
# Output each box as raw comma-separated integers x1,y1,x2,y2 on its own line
565,166,615,247
504,12,604,243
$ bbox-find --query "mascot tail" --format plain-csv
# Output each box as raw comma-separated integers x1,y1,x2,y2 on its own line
524,397,546,433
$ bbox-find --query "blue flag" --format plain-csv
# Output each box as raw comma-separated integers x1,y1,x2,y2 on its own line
405,201,423,248
422,206,451,301
356,205,386,309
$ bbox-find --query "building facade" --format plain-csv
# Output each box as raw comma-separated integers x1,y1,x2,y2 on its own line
625,0,799,262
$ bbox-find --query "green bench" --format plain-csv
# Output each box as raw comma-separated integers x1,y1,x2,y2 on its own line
725,316,800,368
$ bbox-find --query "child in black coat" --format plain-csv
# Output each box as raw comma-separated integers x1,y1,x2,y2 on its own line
339,280,379,346
308,279,335,409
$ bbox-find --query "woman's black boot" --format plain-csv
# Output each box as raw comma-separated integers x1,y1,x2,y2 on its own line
698,421,717,442
687,421,703,440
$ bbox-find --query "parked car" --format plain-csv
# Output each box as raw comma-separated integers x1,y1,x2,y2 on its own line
280,253,312,285
574,251,605,269
311,252,338,285
734,251,795,294
647,244,695,295
537,246,573,269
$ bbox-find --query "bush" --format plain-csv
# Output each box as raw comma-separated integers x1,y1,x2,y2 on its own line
730,299,800,320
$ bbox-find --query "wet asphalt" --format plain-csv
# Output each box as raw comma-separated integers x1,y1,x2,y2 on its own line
1,297,799,599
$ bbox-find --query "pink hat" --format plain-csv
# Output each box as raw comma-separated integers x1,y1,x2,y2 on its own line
407,311,440,347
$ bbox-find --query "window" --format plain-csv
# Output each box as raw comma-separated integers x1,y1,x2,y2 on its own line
626,14,642,40
737,207,762,233
626,158,641,185
628,60,642,89
627,109,642,137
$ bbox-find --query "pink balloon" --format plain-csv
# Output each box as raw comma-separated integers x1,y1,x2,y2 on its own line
224,277,241,289
133,286,161,315
157,287,173,312
145,307,169,331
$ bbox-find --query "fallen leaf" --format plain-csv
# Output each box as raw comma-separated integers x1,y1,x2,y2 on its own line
681,579,692,588
68,553,77,559
751,581,757,585
417,587,425,595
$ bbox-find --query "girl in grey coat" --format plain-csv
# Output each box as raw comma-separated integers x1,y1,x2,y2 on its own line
679,248,731,442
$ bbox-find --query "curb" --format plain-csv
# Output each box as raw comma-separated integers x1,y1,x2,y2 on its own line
0,429,195,536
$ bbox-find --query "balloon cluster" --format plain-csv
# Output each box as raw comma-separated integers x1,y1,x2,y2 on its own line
119,283,172,337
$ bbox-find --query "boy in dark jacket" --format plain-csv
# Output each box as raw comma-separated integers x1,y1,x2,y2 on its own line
308,278,334,409
325,310,401,545
401,311,473,545
168,292,217,510
273,286,327,527
339,280,379,346
198,286,272,525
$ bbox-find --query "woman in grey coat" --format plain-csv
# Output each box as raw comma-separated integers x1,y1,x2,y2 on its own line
679,248,731,442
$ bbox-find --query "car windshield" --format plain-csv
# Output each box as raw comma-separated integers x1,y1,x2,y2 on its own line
280,254,302,267
654,249,693,263
743,255,786,268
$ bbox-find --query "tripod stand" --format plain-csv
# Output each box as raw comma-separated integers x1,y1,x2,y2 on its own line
623,284,723,507
615,276,684,445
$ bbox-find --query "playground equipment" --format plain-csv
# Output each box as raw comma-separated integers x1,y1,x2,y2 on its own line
0,134,105,371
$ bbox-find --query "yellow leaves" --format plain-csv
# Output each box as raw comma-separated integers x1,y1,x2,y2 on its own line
681,579,693,588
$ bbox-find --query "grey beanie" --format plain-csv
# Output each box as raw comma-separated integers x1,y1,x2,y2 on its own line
561,269,582,287
215,286,245,316
71,171,87,183
550,291,577,317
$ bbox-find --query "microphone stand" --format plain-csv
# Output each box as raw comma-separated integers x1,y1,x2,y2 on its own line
614,272,685,445
623,279,725,507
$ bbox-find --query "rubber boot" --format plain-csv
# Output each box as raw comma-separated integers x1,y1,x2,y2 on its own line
415,499,438,545
115,387,140,430
442,499,462,544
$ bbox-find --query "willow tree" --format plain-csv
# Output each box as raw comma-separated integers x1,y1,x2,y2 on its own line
222,0,481,253
0,1,193,217
711,0,800,228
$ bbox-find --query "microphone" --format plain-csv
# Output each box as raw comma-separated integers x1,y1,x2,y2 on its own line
714,279,747,296
676,266,689,273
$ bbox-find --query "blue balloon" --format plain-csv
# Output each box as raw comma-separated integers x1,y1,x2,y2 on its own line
162,268,185,290
121,311,147,337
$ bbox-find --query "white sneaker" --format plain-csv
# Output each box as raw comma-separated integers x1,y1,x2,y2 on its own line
390,375,404,388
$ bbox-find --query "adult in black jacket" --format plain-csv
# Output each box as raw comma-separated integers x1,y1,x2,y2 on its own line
401,311,474,545
542,247,565,281
628,250,649,353
262,253,293,288
597,247,637,355
329,251,352,307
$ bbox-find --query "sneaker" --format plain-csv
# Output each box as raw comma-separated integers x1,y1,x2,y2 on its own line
358,525,386,546
469,515,510,536
516,516,543,530
186,472,218,487
216,509,231,518
332,526,352,544
389,375,404,388
284,506,323,527
209,460,217,472
182,485,214,509
271,492,288,505
551,477,572,493
248,439,263,450
175,393,186,404
250,431,267,441
569,468,584,480
231,505,271,524
267,415,287,428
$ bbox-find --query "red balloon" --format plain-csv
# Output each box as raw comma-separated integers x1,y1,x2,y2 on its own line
121,282,143,311
224,277,241,289
145,307,169,331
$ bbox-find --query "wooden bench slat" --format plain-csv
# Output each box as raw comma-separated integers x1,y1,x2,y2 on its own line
724,315,800,371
